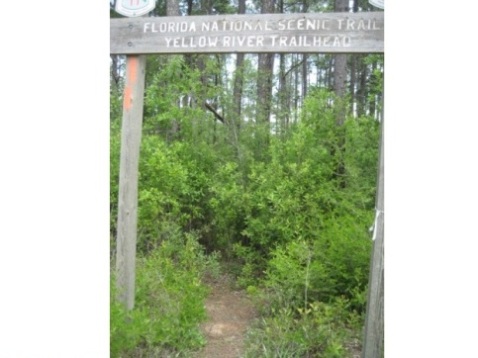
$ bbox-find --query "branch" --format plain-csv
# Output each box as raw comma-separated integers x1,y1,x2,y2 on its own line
204,102,225,124
283,58,306,78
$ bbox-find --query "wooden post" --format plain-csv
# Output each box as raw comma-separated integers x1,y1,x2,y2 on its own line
115,54,146,311
361,105,384,357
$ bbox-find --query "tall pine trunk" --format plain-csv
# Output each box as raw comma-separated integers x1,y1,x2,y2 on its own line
333,0,348,125
166,0,179,16
333,0,348,189
232,0,246,128
349,0,359,117
357,56,368,117
278,53,289,135
301,0,309,102
256,0,275,125
166,0,181,139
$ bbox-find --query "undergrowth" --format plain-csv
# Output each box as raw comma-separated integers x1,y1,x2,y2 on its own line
110,231,220,357
110,85,379,356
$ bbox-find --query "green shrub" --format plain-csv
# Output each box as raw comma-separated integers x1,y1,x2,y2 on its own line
134,137,220,253
110,283,145,357
208,161,247,252
244,298,359,358
231,242,265,288
110,232,220,357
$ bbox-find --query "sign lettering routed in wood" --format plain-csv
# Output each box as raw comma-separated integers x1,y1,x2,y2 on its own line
110,12,384,54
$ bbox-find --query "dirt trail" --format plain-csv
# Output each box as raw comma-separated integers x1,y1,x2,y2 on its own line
198,275,257,358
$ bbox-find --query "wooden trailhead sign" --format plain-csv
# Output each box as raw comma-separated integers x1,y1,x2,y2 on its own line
111,12,384,54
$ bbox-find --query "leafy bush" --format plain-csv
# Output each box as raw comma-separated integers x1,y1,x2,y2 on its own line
134,137,221,253
208,161,247,252
231,241,266,288
110,232,220,357
239,91,378,357
244,298,360,358
312,214,373,312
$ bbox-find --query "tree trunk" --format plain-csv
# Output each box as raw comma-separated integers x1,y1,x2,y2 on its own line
233,54,244,122
349,55,357,117
332,0,348,189
166,0,179,16
357,57,367,117
232,0,246,127
293,54,300,123
369,60,377,118
301,0,309,102
110,55,121,87
256,0,275,125
333,0,348,125
166,0,181,139
278,53,289,135
302,54,308,101
327,56,333,90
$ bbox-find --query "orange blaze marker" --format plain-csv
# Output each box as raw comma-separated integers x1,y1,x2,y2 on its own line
123,56,139,110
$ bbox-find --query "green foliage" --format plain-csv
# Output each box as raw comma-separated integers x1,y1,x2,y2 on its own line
231,241,265,288
363,54,384,113
238,90,378,356
129,135,220,253
244,298,360,358
239,89,377,249
144,56,207,140
137,138,189,250
208,161,247,251
110,232,220,357
263,215,372,313
315,214,373,311
110,53,381,355
343,116,380,207
245,230,366,356
264,239,314,310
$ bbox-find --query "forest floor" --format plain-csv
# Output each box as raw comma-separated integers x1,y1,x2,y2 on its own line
198,273,258,358
196,271,362,358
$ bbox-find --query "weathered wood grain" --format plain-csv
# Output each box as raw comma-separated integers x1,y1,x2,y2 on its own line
110,12,383,54
362,107,385,358
115,55,146,311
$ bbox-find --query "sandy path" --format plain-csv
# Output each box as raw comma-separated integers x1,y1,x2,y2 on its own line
198,276,257,358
